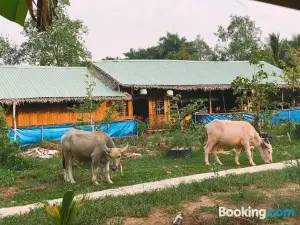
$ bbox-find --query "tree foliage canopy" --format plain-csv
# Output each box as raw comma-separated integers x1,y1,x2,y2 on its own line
0,36,24,65
214,15,262,61
21,7,91,66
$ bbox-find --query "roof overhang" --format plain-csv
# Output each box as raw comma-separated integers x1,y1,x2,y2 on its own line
254,0,300,10
124,84,290,91
0,94,132,105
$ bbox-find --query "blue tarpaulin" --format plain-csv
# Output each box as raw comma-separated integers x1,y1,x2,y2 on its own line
194,109,300,124
10,120,138,146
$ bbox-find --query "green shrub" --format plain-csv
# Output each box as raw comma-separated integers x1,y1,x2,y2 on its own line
0,169,15,187
0,106,32,170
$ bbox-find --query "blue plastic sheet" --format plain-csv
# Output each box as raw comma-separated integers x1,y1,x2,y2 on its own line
194,109,300,124
10,120,138,146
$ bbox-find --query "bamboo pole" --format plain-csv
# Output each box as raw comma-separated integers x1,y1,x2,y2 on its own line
222,91,226,113
13,102,17,141
281,89,284,110
208,91,212,114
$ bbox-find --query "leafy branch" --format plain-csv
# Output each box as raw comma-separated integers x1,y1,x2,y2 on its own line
231,62,280,132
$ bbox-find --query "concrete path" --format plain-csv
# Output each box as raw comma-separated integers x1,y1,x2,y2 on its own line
1,159,299,218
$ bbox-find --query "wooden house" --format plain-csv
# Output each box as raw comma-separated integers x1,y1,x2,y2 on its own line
0,66,133,141
93,60,287,129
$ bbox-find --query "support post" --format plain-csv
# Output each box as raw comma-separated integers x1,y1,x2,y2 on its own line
222,91,226,113
13,102,17,141
208,91,212,114
41,125,44,141
281,89,284,110
247,99,250,112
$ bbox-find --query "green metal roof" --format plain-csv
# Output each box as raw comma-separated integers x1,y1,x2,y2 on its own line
93,60,284,87
0,66,125,104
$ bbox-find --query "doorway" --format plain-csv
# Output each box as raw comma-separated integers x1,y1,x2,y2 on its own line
133,98,149,121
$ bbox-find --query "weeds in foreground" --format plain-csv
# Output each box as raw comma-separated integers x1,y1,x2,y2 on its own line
44,190,81,225
1,166,300,225
228,187,268,206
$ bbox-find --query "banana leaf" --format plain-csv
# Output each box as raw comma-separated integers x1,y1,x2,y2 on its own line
0,0,28,26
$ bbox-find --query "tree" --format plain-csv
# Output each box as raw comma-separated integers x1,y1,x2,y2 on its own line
0,0,69,31
282,48,300,91
102,56,121,60
193,35,216,60
21,6,91,66
70,64,103,131
0,36,24,65
214,15,262,61
290,34,300,49
123,47,160,59
158,32,187,58
231,62,279,133
167,44,197,60
264,33,290,68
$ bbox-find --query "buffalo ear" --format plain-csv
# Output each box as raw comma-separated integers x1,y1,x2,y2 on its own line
121,144,129,153
105,148,112,155
261,141,270,149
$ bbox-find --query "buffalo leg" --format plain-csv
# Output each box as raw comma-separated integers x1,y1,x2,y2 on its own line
63,152,70,182
104,162,113,184
91,158,99,185
212,145,223,165
204,141,215,166
120,162,123,176
234,148,242,166
242,143,256,166
66,152,75,183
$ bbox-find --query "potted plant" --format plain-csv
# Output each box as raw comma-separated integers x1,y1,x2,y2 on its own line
143,118,151,135
165,131,192,158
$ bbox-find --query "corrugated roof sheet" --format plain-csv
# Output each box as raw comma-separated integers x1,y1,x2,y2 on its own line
0,66,125,104
93,60,284,86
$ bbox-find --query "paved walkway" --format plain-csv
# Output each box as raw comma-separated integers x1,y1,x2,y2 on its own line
0,159,299,218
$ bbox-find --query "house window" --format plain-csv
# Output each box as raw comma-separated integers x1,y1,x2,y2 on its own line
153,98,164,115
118,101,129,116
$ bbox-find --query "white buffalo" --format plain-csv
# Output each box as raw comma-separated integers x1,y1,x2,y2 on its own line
204,120,273,166
61,128,128,185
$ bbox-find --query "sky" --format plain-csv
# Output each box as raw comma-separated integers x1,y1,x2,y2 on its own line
0,0,300,60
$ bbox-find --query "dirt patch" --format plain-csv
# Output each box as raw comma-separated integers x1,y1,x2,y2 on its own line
55,169,65,175
123,196,229,225
32,184,47,191
16,175,27,184
261,182,300,198
181,196,218,213
124,208,170,225
0,186,20,198
277,217,300,225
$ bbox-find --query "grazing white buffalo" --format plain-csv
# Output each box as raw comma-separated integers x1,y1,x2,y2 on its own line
204,120,273,166
61,128,128,185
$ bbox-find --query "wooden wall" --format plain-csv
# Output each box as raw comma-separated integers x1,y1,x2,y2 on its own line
5,100,133,128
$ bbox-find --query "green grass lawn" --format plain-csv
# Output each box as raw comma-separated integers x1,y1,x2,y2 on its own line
1,165,300,225
0,127,300,208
